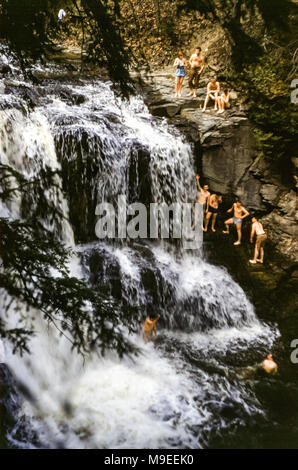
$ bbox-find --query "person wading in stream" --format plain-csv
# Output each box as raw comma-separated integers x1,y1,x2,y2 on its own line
204,193,222,232
249,216,267,264
143,314,161,343
223,201,249,245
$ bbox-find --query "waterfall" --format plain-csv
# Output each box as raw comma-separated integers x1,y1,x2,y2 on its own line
0,57,280,449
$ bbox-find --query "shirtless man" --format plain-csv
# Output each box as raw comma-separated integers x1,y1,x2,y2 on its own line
188,47,205,98
261,354,278,375
204,193,222,232
223,201,249,245
202,78,220,112
249,216,267,264
143,314,160,343
196,174,210,212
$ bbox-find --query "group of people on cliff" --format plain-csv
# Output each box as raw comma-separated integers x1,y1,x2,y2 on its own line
173,47,231,113
196,174,267,264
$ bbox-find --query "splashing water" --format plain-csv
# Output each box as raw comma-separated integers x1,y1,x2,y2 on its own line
0,63,280,448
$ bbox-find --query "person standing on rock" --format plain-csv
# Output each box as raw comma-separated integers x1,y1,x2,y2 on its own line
58,8,67,23
204,193,222,232
188,47,205,98
249,216,267,264
223,200,249,245
202,78,220,112
174,51,188,98
196,174,210,215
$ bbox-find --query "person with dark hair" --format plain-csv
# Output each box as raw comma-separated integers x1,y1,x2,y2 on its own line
143,314,161,343
223,201,249,245
249,216,267,264
204,193,223,232
217,88,232,113
174,51,188,97
188,47,205,98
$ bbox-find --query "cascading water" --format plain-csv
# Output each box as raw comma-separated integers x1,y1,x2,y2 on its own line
0,52,280,449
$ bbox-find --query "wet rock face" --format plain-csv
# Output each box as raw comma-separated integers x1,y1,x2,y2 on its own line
138,70,297,264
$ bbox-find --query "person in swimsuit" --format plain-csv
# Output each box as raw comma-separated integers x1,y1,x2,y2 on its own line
188,47,205,98
204,193,223,232
174,51,188,98
202,78,220,112
217,88,231,114
223,201,249,245
143,314,160,343
249,216,267,264
196,174,210,211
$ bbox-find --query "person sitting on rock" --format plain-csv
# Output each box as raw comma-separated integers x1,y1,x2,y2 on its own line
249,216,267,264
188,47,205,98
223,200,249,245
217,88,231,114
204,193,223,232
202,78,220,112
174,51,188,98
260,354,278,375
143,314,161,343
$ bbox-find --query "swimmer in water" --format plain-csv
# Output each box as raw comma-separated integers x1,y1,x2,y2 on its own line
143,314,161,343
260,353,278,375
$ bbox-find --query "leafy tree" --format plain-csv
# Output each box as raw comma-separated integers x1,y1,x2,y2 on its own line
0,164,139,357
0,0,133,94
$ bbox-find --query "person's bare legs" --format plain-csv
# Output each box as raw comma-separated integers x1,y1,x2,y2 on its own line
211,213,217,232
257,247,264,263
250,243,259,263
202,95,209,112
234,225,242,245
204,212,211,232
175,77,179,97
223,218,233,233
179,77,184,96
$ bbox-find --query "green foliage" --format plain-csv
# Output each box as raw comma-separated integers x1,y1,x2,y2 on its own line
0,0,133,94
0,164,139,357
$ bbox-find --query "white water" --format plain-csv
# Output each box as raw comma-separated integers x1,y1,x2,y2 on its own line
0,61,280,448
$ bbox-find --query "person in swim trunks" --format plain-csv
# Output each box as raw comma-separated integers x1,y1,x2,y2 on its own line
223,201,249,245
174,51,188,98
249,216,267,264
204,193,223,232
143,314,161,343
195,174,210,214
188,47,205,98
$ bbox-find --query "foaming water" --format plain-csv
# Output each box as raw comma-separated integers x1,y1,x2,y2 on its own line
0,66,280,448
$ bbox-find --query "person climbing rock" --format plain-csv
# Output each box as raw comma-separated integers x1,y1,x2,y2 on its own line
143,314,161,343
174,51,188,98
223,201,249,245
260,354,278,375
188,47,205,98
204,193,222,232
249,216,267,264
